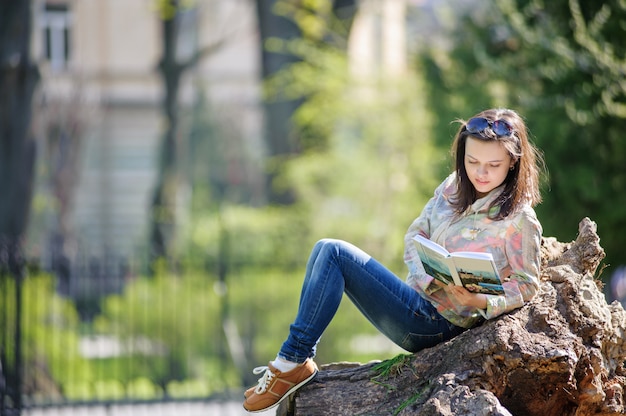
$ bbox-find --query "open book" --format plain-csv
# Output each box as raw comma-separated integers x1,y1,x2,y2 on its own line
412,235,504,296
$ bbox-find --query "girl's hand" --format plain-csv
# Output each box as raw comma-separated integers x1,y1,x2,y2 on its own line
444,284,487,309
431,279,448,289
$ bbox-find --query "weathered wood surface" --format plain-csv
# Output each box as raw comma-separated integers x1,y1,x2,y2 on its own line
277,218,626,416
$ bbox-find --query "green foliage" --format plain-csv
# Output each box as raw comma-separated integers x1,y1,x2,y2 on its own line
418,0,626,275
33,0,626,404
371,354,426,415
0,272,94,402
232,2,448,364
185,89,263,209
274,0,353,42
183,204,312,270
265,39,443,269
227,267,303,364
228,266,403,366
153,0,196,20
3,272,218,402
494,0,626,273
23,277,87,388
93,269,239,390
223,0,447,366
183,203,402,365
394,392,424,416
372,353,414,380
26,0,626,404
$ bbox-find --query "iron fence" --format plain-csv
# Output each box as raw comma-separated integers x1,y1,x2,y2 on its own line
0,247,257,415
1,240,24,416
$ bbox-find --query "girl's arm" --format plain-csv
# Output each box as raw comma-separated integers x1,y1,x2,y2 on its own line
403,177,452,293
482,208,542,319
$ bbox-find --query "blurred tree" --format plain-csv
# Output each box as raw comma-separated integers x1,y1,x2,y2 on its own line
150,0,357,262
0,0,39,411
255,0,357,204
244,1,443,366
35,92,87,296
16,273,89,402
419,0,626,274
494,0,626,275
271,46,440,268
185,90,265,209
148,0,227,268
149,0,195,268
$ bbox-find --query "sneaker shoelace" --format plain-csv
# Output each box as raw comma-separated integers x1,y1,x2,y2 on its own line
252,365,276,394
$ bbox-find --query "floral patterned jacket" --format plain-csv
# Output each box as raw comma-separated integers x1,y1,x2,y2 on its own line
403,173,542,328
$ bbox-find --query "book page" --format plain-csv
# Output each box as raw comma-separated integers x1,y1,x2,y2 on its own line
450,251,493,261
413,235,451,257
412,236,502,294
413,236,455,285
450,256,503,295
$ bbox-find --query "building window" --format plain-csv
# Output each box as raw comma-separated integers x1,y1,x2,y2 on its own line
42,3,71,71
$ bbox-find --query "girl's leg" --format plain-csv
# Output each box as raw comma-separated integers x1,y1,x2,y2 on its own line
279,239,465,363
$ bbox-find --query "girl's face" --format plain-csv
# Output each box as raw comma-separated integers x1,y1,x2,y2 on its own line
464,136,515,198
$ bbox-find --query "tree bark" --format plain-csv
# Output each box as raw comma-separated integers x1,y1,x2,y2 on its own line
0,0,38,244
278,218,626,416
255,0,303,204
149,4,183,265
148,2,229,266
0,0,39,412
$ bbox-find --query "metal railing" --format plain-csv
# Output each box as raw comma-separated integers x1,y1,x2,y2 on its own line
1,241,25,416
1,247,253,415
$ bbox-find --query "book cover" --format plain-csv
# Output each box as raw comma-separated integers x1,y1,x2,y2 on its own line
412,235,504,296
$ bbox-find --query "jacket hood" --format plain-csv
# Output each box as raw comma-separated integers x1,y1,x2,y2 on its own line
468,185,505,215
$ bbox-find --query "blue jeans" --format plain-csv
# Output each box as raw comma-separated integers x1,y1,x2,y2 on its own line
279,239,467,363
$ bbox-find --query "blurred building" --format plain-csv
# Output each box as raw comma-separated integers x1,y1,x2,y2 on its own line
27,0,409,304
28,0,263,299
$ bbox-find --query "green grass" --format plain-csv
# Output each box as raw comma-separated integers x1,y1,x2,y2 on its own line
369,353,431,415
371,353,413,379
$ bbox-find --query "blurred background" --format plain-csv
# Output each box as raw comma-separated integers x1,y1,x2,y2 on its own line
1,0,625,414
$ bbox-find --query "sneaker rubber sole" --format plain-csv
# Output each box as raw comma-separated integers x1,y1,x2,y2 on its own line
244,368,318,413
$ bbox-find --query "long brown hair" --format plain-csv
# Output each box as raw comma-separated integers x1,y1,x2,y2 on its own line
450,108,545,219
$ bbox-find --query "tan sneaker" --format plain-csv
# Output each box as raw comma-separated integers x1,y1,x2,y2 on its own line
243,359,318,413
243,385,255,399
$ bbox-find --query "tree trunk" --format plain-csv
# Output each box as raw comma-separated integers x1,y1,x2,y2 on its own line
278,218,626,416
255,0,303,204
0,0,39,412
0,1,38,244
149,3,184,266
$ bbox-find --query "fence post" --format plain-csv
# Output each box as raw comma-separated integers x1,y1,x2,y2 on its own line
0,240,23,416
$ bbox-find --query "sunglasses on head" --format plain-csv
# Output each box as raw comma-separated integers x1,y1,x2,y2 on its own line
465,117,513,137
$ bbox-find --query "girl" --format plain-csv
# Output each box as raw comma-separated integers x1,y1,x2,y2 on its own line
243,108,544,413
